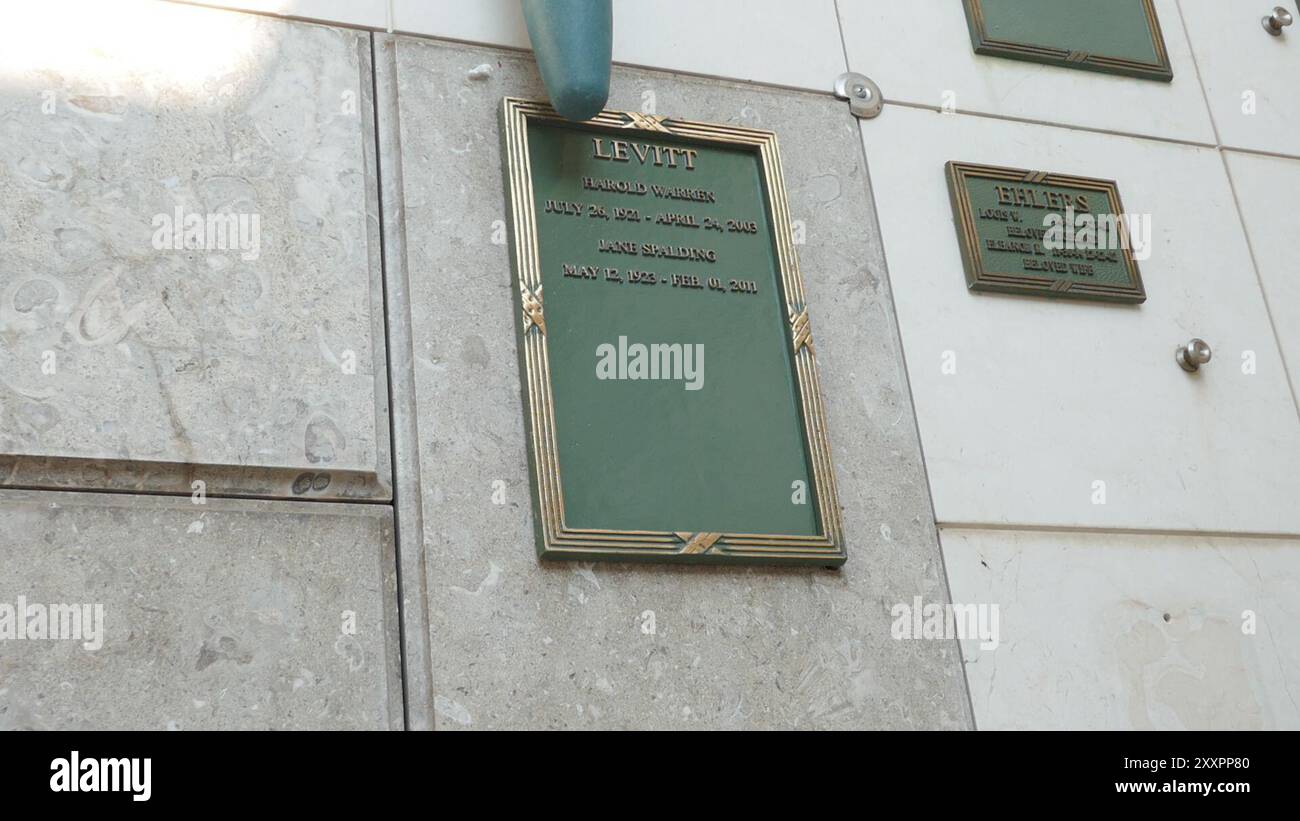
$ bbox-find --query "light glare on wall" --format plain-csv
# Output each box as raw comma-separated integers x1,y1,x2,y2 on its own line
0,0,262,92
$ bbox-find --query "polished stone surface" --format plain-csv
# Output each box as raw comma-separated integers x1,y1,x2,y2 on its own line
944,528,1300,730
839,0,1215,145
860,105,1300,536
0,489,402,730
0,2,389,500
381,37,972,729
390,0,848,94
1223,150,1300,423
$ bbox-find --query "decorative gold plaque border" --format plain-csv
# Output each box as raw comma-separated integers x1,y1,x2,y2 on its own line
501,98,846,567
946,161,1147,304
964,0,1173,83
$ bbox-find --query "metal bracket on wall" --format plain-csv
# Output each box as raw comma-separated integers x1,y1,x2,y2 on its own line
833,72,884,119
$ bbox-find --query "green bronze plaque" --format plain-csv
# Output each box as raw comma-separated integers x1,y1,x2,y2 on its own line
962,0,1173,82
946,161,1147,304
500,99,844,566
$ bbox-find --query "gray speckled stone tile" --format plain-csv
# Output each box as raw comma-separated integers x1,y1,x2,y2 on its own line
0,489,402,730
0,3,389,500
381,37,973,729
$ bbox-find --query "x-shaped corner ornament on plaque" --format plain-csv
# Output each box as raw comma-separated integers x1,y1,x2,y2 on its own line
675,531,722,555
621,111,672,133
789,305,814,354
520,283,546,336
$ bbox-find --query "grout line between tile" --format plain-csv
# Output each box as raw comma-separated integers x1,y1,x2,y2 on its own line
938,521,1300,542
1218,153,1300,428
879,98,1220,151
837,0,979,735
163,1,1300,162
371,32,436,732
1173,0,1224,148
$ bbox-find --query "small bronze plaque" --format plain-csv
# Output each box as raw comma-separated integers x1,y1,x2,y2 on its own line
500,98,845,567
946,162,1146,304
963,0,1173,83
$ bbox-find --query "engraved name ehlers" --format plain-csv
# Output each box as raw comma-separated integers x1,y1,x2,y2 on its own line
993,185,1092,212
979,184,1118,276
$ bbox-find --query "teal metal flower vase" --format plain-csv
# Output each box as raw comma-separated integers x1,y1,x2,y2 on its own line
521,0,613,121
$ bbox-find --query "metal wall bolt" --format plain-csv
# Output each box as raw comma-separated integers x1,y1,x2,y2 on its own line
833,72,884,119
1176,339,1213,372
1263,6,1294,35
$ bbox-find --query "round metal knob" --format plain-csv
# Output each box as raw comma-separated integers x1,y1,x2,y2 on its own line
1176,339,1212,372
1263,6,1293,35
